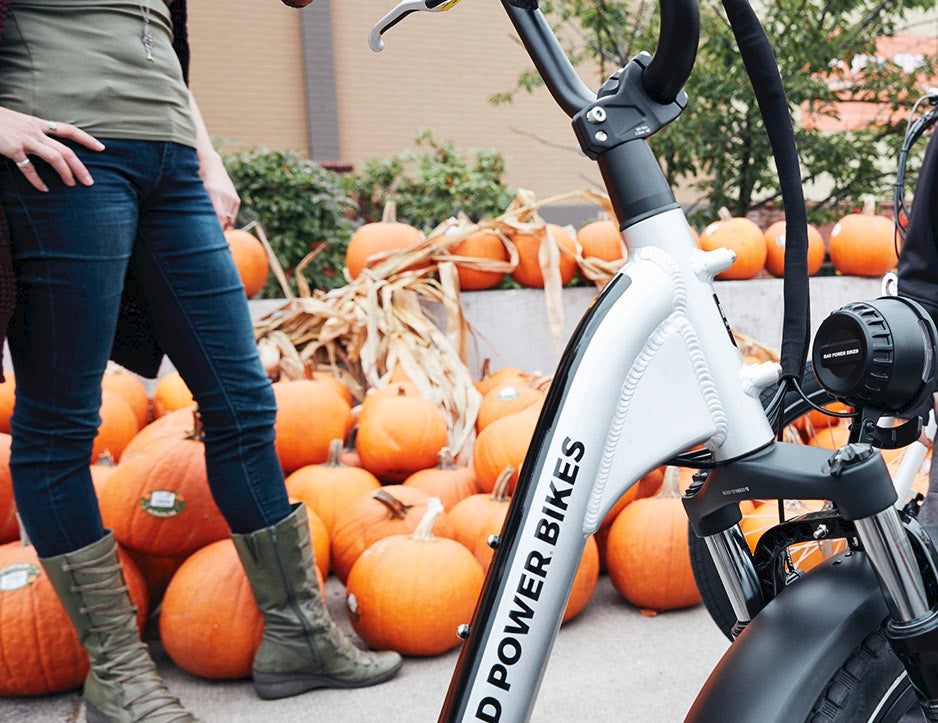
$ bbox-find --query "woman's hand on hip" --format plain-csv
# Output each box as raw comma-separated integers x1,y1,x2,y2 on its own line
198,149,240,230
0,107,104,192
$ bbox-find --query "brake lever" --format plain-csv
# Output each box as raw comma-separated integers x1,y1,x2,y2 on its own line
369,0,463,52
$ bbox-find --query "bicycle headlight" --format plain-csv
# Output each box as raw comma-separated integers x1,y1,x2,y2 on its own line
811,296,938,416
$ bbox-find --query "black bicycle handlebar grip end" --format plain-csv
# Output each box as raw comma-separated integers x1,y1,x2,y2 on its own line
504,0,538,10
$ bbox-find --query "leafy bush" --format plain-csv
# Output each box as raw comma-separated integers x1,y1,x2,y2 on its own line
344,130,516,233
223,148,355,296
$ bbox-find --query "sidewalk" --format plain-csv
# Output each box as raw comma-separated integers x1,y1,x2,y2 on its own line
0,575,730,722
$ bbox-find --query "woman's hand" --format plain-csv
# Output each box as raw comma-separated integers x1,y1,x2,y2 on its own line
0,107,104,192
198,149,240,231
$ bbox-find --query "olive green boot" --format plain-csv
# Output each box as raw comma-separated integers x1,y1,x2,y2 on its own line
40,532,199,723
232,503,403,700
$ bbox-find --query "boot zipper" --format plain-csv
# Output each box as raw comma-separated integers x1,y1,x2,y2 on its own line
269,526,323,667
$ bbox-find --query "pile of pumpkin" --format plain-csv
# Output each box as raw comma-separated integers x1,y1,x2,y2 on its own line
0,359,706,698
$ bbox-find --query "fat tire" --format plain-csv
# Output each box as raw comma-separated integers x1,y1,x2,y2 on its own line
806,628,918,723
688,360,836,640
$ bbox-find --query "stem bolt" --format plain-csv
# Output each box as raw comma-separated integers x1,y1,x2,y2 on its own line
586,106,607,124
595,130,608,142
457,624,471,639
487,534,500,549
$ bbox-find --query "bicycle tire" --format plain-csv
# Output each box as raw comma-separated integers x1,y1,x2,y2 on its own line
806,628,918,723
688,360,836,640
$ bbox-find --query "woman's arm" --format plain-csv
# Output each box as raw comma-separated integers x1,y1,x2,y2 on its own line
188,92,240,230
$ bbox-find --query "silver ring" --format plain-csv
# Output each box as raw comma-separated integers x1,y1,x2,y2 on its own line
46,121,57,133
225,213,235,220
14,158,30,168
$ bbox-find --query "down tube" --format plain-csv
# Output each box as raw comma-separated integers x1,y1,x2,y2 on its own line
440,255,736,723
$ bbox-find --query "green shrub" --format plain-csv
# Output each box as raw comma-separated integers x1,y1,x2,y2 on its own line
223,148,355,296
344,130,516,233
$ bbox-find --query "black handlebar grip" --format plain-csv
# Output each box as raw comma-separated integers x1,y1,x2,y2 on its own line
643,0,699,104
504,0,538,9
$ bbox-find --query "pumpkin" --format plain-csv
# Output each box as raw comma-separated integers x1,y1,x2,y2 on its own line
472,405,540,494
123,548,187,611
101,365,151,430
0,434,15,543
273,378,353,473
605,468,702,611
829,197,899,277
474,362,529,397
0,539,148,696
285,439,381,535
510,224,578,288
99,415,229,557
740,499,836,572
476,382,545,432
402,447,479,511
152,371,195,419
119,407,198,464
345,499,483,656
92,389,139,464
225,228,269,298
331,486,448,583
444,466,513,553
357,381,421,425
562,535,600,624
345,202,425,280
449,229,509,290
355,387,448,483
0,372,14,434
576,219,625,263
160,538,265,680
699,208,766,280
762,220,826,278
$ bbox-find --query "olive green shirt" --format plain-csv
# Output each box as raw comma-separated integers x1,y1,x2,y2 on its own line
0,0,196,147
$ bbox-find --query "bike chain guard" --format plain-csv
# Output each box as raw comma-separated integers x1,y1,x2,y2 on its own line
811,296,938,447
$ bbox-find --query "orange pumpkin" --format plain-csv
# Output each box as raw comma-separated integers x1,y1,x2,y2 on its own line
285,439,382,535
510,224,578,288
740,499,835,572
576,219,625,263
0,372,14,434
358,381,421,425
152,371,195,419
474,363,529,397
476,382,544,432
101,366,151,430
120,407,198,464
355,388,448,483
0,540,148,696
450,230,509,290
472,405,539,494
699,208,766,280
92,389,139,464
402,448,479,511
829,197,899,277
345,202,425,280
160,538,265,680
99,418,229,557
444,466,513,554
225,228,269,298
345,499,483,656
273,378,353,473
763,220,826,278
0,434,15,543
605,468,702,611
331,486,448,584
123,547,187,611
561,535,600,624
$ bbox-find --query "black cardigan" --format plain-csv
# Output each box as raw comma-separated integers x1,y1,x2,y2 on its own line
0,0,191,378
898,130,938,327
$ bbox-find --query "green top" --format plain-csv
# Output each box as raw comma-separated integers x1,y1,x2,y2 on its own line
0,0,196,147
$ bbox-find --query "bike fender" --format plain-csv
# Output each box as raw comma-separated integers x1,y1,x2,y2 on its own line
686,551,890,723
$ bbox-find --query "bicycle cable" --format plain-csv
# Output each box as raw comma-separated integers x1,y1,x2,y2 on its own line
894,91,938,249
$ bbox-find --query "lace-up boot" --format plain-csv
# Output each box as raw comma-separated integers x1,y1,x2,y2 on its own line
232,503,403,700
40,531,199,723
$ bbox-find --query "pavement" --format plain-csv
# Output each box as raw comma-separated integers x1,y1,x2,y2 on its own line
0,575,730,723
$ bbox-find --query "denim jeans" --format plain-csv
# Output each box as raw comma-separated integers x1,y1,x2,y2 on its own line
0,139,291,557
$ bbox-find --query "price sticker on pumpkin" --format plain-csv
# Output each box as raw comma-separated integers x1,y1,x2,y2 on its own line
141,490,186,518
0,563,40,591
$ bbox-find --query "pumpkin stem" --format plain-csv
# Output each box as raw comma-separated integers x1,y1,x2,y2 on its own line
659,466,683,499
95,450,118,468
438,447,457,470
479,358,493,381
861,194,877,216
411,497,444,541
326,438,344,467
186,409,205,442
372,488,414,519
491,466,514,502
381,200,398,224
717,206,733,222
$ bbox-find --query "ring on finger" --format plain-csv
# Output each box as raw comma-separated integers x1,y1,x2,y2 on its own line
46,121,58,133
15,158,31,168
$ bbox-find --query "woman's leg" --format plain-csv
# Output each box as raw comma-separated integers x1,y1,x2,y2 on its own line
131,142,290,532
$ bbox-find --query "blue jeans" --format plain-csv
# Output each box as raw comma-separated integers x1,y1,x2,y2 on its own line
0,140,291,557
